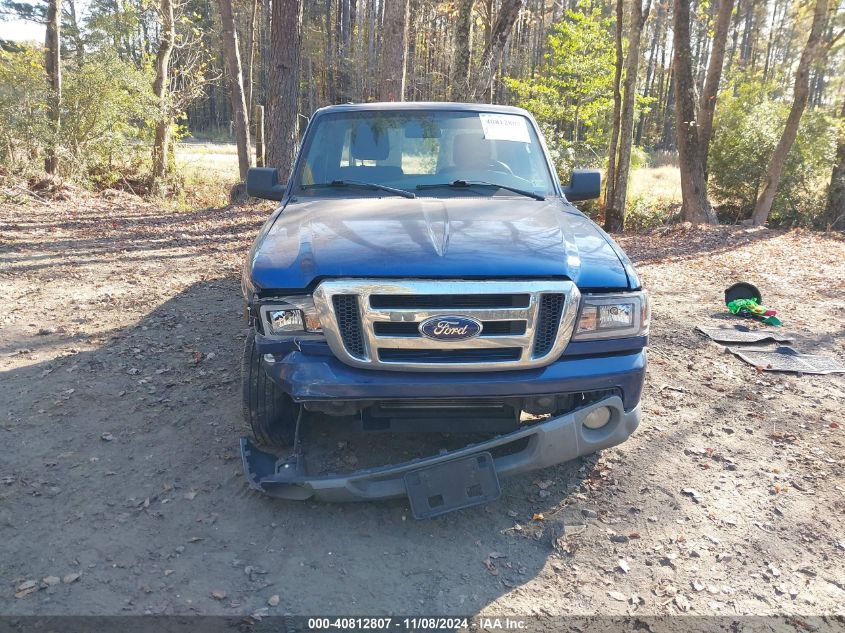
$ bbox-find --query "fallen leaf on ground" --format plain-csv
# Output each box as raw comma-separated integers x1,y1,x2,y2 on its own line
267,594,280,606
211,590,226,600
62,573,81,584
14,581,38,599
681,488,701,502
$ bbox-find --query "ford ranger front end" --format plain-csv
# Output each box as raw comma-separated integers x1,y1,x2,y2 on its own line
238,102,648,518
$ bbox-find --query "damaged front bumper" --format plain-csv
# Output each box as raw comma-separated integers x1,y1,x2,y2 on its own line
240,395,639,512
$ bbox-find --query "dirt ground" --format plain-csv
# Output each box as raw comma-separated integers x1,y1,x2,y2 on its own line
1,192,844,623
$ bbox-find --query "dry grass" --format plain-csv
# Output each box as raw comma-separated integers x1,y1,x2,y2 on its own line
167,143,686,220
172,142,240,210
628,165,683,204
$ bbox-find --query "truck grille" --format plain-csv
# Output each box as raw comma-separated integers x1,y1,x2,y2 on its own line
313,280,580,372
332,295,366,359
534,293,566,357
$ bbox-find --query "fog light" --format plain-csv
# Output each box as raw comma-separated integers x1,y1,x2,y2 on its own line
583,406,611,429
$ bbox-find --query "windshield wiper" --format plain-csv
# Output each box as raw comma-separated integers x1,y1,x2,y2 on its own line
303,179,416,199
416,180,545,201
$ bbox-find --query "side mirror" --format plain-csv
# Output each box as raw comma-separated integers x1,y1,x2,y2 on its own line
563,169,601,201
246,167,286,201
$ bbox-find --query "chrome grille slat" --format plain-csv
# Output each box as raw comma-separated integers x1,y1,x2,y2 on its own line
369,334,530,349
369,294,531,309
367,308,532,322
312,280,580,372
373,320,527,337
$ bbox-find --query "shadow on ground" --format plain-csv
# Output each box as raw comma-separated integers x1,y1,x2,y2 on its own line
0,276,597,616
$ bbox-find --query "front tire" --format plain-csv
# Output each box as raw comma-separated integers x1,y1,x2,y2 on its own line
241,329,299,447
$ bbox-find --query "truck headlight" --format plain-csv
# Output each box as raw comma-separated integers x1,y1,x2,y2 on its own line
259,296,322,336
572,291,649,341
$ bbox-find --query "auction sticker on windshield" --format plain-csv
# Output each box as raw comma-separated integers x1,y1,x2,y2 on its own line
479,113,531,143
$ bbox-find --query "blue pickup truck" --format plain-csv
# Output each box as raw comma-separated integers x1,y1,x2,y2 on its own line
239,102,648,518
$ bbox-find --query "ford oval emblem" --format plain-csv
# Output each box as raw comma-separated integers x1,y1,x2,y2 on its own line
418,316,483,341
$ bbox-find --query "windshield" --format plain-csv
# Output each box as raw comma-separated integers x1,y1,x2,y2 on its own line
293,110,556,198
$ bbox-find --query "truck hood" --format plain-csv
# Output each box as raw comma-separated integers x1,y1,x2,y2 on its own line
247,196,633,292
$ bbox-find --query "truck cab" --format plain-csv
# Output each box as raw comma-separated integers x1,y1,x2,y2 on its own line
239,103,648,518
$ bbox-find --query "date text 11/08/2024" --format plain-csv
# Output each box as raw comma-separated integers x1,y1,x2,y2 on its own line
306,617,528,630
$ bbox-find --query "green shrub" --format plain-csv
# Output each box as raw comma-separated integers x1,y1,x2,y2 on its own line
0,46,50,173
0,45,156,184
624,195,681,231
709,83,840,227
62,51,157,184
629,145,649,171
504,8,615,178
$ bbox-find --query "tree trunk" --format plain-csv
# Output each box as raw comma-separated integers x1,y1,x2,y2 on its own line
218,0,253,182
255,104,265,167
672,0,718,224
267,0,303,178
44,0,61,175
324,0,335,103
405,0,419,100
762,0,782,83
751,0,829,226
826,98,845,230
471,0,523,102
636,0,663,145
603,0,624,230
739,0,753,69
698,0,735,178
367,0,376,98
450,0,475,100
65,0,85,67
246,0,259,115
482,0,493,49
607,0,650,232
151,0,175,188
336,0,352,101
378,0,410,101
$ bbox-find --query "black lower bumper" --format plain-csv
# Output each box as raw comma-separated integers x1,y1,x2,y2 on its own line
240,395,639,513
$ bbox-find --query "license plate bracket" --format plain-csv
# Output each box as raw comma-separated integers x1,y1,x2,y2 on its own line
404,452,501,519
